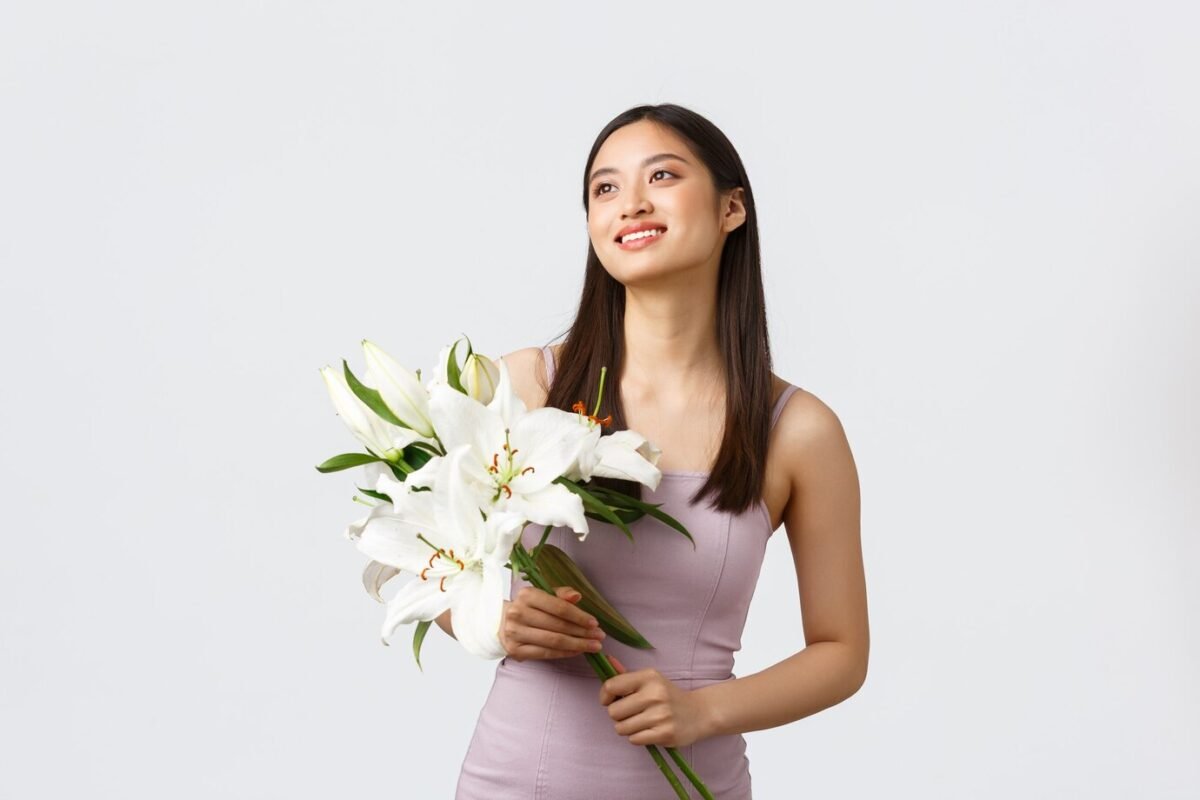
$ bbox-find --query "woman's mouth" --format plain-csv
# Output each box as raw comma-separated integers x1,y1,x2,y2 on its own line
616,227,667,250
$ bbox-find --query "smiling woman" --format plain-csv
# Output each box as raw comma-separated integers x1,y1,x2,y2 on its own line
449,103,868,800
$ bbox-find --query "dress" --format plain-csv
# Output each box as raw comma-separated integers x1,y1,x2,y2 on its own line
455,345,799,799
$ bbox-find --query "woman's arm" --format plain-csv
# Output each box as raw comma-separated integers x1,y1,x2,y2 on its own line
692,393,868,738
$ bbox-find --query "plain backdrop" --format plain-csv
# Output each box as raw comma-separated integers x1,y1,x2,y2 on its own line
1,2,1197,798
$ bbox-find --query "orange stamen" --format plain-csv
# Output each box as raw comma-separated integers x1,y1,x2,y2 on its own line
571,399,612,428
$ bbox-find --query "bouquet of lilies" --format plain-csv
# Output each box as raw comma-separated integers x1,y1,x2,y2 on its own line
316,336,713,799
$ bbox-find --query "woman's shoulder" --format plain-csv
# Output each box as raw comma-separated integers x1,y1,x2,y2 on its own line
768,378,851,482
496,345,558,411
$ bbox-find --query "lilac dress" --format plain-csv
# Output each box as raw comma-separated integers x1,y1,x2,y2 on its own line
455,346,798,799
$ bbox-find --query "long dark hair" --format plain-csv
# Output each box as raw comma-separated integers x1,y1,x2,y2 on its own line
543,103,774,515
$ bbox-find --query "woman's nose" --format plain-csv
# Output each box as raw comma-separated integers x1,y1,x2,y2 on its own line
621,190,652,218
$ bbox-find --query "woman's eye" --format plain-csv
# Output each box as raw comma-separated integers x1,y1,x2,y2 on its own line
591,170,676,198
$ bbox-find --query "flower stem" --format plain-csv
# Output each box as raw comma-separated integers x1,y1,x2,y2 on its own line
530,524,553,561
666,748,714,800
592,366,608,419
509,541,713,799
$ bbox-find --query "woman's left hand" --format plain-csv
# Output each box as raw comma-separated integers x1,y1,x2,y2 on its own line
598,655,710,748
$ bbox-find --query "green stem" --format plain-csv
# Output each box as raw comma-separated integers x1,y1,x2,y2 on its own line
509,541,712,799
666,748,714,800
530,524,553,561
592,366,608,418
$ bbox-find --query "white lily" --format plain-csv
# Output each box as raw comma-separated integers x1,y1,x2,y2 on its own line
569,426,665,490
320,366,435,462
426,357,594,538
361,339,435,437
352,445,526,659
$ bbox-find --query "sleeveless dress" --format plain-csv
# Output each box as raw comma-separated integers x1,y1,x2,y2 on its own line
454,346,799,799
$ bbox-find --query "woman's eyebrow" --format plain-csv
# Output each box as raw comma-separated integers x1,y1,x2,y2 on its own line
589,153,690,184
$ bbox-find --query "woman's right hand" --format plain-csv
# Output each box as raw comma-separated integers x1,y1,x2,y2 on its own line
499,585,607,661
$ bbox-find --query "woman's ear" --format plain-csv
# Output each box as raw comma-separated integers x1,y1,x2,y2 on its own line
722,186,748,234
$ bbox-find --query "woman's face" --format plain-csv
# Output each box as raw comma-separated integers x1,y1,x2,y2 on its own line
586,120,744,285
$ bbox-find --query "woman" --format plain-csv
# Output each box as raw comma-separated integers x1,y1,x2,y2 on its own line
440,103,868,798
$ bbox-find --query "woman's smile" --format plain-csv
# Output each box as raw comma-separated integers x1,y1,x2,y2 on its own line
616,227,668,250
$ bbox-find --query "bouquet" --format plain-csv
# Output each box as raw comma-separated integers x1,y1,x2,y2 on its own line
317,336,713,799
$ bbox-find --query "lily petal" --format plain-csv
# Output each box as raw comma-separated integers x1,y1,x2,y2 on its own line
355,511,438,573
431,445,492,559
381,576,454,641
507,407,593,494
485,357,527,428
590,430,664,490
427,384,506,475
362,560,401,603
502,480,588,539
450,566,507,659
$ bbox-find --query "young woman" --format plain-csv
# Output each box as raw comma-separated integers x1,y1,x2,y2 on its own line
438,103,868,799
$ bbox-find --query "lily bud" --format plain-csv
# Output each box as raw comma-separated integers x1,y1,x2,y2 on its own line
462,352,500,404
320,365,403,462
361,339,435,437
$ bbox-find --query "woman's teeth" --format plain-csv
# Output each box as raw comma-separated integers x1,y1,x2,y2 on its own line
619,227,667,244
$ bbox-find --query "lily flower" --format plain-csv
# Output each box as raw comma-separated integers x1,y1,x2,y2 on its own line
361,339,435,437
570,427,664,490
320,366,434,462
426,358,594,538
352,445,526,658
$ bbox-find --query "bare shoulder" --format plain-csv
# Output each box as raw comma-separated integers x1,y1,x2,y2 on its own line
772,385,856,486
497,345,557,411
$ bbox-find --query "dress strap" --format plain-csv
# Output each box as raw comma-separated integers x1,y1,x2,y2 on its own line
769,384,799,430
541,345,556,384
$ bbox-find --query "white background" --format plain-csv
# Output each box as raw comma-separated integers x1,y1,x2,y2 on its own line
2,2,1197,797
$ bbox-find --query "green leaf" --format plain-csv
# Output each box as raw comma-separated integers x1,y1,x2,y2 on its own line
554,478,635,542
356,487,393,503
315,452,384,473
532,544,652,649
342,359,409,428
446,339,465,393
403,443,437,470
413,619,433,671
587,484,695,547
585,507,641,525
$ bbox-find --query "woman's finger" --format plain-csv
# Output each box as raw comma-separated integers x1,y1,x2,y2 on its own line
519,605,602,641
511,643,582,661
525,586,598,630
516,624,604,654
607,691,655,722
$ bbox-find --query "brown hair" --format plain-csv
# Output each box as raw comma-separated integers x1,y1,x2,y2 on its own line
544,103,774,514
